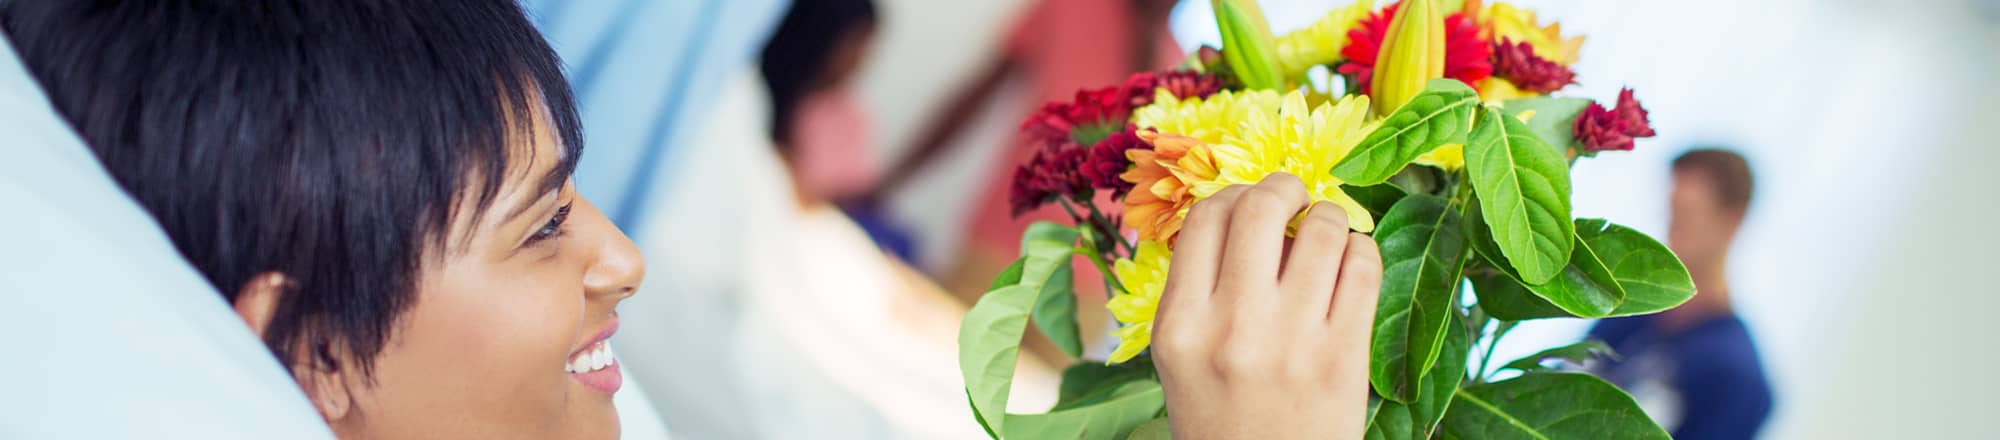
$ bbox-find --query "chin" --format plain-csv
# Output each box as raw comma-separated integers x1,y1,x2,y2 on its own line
558,379,622,439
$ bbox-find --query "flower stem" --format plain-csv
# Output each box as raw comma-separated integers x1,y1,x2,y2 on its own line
1083,202,1136,256
1075,226,1129,296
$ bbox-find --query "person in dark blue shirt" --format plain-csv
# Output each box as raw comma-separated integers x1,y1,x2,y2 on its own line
1590,148,1773,440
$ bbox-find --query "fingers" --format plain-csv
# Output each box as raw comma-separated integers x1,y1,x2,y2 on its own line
1279,202,1353,321
1327,233,1383,341
1161,185,1246,312
1215,174,1309,306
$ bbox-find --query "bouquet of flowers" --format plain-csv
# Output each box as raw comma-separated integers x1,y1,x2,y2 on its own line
958,0,1690,438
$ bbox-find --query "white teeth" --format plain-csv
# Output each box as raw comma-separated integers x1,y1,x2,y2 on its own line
568,341,616,374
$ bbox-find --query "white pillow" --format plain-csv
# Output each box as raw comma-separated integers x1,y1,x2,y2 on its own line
0,36,333,439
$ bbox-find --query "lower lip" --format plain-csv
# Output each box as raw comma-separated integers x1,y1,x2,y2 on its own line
570,359,622,394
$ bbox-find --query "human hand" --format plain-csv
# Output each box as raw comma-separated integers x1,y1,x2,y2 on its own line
1152,173,1382,439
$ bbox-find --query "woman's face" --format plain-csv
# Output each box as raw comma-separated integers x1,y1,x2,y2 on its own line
328,101,644,439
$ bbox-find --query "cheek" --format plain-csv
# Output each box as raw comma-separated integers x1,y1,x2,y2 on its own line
368,266,585,433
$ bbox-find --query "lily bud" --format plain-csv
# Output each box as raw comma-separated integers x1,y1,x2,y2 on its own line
1370,0,1445,116
1213,0,1283,90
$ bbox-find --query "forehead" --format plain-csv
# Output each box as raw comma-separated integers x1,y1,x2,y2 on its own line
440,91,573,250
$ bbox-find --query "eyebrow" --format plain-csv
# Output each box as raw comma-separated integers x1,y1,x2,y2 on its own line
499,149,579,227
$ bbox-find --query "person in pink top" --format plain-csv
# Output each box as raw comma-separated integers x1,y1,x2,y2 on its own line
872,0,1185,326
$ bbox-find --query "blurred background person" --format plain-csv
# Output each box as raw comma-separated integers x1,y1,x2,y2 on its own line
548,0,1060,436
762,0,917,261
1590,149,1772,440
866,0,1185,306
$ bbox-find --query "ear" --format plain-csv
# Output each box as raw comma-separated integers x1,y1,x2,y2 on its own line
231,273,354,423
231,272,288,337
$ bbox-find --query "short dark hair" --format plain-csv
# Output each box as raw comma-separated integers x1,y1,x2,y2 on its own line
2,0,583,378
759,0,877,148
1672,148,1755,213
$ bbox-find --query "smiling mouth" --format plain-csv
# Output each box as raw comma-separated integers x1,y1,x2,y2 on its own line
566,339,622,394
566,318,623,394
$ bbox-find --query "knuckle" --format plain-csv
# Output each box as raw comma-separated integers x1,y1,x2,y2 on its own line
1212,350,1259,379
1295,214,1347,245
1261,172,1304,188
1190,188,1240,219
1214,341,1277,379
1152,324,1203,359
1312,203,1352,228
1236,189,1291,220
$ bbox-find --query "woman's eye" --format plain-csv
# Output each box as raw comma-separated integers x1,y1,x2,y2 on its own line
527,202,573,246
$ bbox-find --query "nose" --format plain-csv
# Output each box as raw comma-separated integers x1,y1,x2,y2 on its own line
575,196,644,302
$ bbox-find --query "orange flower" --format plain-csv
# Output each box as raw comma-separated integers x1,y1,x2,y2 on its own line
1120,130,1224,244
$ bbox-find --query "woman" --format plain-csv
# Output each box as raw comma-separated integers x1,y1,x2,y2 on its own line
5,2,635,437
2,1,1379,438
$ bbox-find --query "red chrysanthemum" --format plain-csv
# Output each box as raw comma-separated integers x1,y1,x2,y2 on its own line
1490,38,1576,94
1009,145,1094,216
1022,87,1134,151
1335,1,1492,94
1574,88,1656,152
1080,128,1147,198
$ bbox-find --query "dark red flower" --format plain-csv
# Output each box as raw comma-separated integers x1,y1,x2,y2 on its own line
1574,88,1656,152
1119,70,1228,108
1336,2,1492,95
1490,38,1576,94
1611,88,1655,138
1022,87,1133,149
1009,145,1094,216
1080,128,1148,198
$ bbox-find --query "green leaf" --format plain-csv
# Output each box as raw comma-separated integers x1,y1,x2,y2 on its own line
1055,363,1153,410
1021,221,1081,249
1125,418,1172,440
1004,380,1166,440
1465,202,1623,318
960,224,1080,436
1368,313,1471,439
1574,219,1697,316
1411,313,1473,437
1466,106,1574,284
1365,402,1417,440
1022,222,1086,359
1467,268,1569,321
1369,194,1469,403
1333,79,1480,185
1439,373,1671,439
1342,183,1409,220
1032,265,1084,358
1498,97,1592,151
1499,340,1619,374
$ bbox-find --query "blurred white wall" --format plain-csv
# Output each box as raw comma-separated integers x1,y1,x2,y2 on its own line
859,0,2000,437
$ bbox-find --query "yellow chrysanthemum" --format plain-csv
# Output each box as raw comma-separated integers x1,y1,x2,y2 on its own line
1107,240,1172,364
1273,0,1375,79
1205,91,1379,232
1130,89,1283,146
1484,2,1584,66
